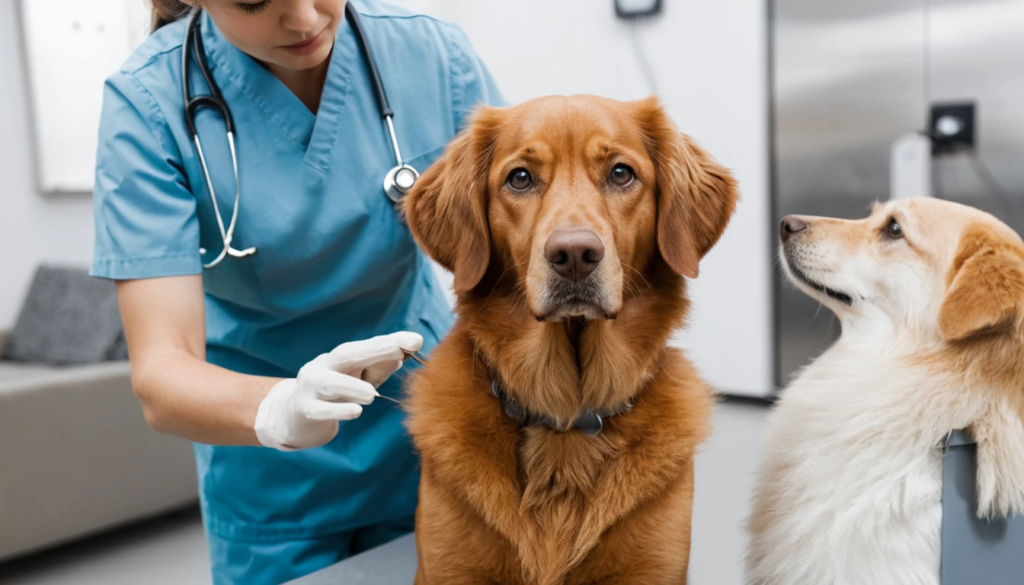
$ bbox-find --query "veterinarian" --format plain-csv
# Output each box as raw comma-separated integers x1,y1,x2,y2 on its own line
90,0,501,582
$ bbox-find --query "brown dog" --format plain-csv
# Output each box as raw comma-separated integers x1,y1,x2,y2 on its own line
402,95,737,584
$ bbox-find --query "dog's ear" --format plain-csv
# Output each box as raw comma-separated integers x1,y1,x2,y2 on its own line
939,225,1024,341
635,97,738,278
403,107,500,293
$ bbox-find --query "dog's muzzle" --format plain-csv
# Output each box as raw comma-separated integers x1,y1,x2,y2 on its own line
537,229,616,320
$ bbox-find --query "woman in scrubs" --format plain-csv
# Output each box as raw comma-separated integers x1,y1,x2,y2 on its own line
91,0,502,582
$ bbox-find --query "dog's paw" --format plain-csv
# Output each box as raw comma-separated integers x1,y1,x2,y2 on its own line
973,402,1024,519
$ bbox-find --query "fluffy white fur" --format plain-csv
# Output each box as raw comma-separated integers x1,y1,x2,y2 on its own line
747,199,1024,585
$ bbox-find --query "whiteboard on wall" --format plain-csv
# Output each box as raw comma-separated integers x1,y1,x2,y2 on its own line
19,0,149,193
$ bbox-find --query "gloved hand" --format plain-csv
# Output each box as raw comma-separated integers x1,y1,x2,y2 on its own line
254,331,423,451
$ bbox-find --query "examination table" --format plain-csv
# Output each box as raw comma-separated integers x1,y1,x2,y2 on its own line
287,532,417,584
286,430,1024,584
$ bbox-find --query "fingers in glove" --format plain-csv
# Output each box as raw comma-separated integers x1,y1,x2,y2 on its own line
304,401,363,421
305,369,378,404
393,331,424,353
361,358,405,387
321,332,424,372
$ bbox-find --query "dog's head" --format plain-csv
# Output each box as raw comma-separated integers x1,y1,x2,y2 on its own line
780,197,1024,343
404,95,736,322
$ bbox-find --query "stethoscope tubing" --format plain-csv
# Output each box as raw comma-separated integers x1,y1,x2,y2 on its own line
182,6,413,269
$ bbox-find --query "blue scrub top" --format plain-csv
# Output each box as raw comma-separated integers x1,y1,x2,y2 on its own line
91,0,503,542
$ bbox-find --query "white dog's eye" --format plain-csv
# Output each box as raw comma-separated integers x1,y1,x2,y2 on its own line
885,218,904,240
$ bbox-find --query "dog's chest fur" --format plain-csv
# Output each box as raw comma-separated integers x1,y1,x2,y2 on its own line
408,325,711,585
517,427,622,564
520,427,615,509
747,340,987,585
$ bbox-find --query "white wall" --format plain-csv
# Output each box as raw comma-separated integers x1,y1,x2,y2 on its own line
1,0,773,396
0,1,96,331
398,0,773,397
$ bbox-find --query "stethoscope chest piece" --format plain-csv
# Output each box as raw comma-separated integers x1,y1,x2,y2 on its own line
384,164,419,204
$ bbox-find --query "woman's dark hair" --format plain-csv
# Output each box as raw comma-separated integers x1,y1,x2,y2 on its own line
151,0,194,32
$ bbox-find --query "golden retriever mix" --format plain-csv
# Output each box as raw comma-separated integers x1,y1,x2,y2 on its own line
401,95,737,584
748,198,1024,584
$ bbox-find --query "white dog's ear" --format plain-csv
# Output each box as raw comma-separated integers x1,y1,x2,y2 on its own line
939,226,1024,341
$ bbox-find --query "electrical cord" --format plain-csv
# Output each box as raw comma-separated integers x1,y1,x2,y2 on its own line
925,131,1017,221
931,156,944,201
967,155,1015,217
630,18,659,96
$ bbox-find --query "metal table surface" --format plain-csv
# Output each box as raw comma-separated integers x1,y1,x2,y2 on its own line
286,533,417,585
941,430,1024,585
288,428,1024,584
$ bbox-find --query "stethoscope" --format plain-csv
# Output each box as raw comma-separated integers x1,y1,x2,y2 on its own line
182,5,418,269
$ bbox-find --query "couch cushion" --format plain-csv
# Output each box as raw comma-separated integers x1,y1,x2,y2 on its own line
4,266,127,365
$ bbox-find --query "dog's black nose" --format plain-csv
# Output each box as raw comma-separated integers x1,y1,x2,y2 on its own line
545,229,605,281
780,216,809,243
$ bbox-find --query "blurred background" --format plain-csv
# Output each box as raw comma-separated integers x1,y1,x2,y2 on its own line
0,0,1021,583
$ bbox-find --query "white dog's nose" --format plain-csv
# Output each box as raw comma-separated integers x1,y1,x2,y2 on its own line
781,217,809,243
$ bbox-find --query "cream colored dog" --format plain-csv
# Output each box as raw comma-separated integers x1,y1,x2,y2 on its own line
747,198,1024,585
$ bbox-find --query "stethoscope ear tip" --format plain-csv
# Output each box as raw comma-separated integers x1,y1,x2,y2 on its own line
228,246,257,258
200,245,257,268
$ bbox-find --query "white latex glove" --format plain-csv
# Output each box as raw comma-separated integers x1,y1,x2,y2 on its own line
254,331,423,451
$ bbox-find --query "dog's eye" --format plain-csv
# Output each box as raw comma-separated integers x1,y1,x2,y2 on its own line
506,168,533,192
885,218,904,240
609,164,635,187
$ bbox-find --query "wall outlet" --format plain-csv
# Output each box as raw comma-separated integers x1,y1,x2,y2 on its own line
615,0,662,19
930,102,975,155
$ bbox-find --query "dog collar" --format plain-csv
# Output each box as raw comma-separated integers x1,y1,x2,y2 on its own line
490,377,634,437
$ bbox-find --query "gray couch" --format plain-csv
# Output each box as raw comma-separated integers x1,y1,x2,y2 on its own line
0,330,199,561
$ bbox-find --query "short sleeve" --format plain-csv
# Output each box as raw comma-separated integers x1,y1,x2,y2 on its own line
91,72,202,280
444,25,508,132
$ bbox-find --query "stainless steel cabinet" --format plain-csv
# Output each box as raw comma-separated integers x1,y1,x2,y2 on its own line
772,0,1024,385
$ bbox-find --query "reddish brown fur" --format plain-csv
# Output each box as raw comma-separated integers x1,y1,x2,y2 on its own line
402,96,736,584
